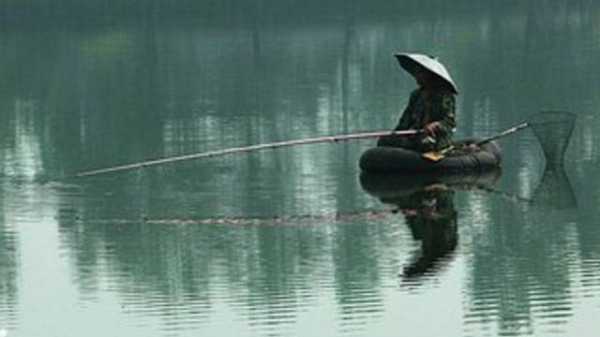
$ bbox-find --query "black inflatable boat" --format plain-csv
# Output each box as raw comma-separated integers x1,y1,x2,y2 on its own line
359,139,502,174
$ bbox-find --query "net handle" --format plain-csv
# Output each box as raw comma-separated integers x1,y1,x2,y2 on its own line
476,111,575,166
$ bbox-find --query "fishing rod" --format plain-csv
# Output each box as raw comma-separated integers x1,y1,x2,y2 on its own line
76,129,422,177
476,122,529,146
75,111,575,177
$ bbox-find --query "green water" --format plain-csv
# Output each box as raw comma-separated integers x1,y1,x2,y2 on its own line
1,1,600,336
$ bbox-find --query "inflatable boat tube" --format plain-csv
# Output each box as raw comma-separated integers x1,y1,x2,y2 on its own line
359,139,502,174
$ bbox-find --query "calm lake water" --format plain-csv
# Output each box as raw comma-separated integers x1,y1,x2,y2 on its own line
1,1,600,336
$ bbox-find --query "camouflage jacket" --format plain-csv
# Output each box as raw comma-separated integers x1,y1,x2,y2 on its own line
379,88,456,151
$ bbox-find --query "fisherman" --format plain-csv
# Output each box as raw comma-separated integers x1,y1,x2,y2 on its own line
378,53,458,153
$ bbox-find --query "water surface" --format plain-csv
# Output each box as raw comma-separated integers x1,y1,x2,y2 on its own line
1,1,600,336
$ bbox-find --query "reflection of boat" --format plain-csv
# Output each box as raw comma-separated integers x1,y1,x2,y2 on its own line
400,185,458,281
359,168,502,204
360,170,501,284
359,139,501,174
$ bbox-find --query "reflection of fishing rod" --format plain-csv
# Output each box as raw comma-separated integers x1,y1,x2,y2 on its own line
467,183,532,204
75,129,422,177
66,207,400,226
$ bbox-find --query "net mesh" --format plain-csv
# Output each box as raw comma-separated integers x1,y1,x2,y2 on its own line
528,111,576,167
532,166,577,209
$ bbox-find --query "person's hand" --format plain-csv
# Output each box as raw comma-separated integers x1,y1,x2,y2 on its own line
424,122,441,136
401,209,418,216
467,143,480,151
424,183,448,192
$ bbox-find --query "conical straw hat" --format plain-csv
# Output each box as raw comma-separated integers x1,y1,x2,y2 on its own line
395,53,458,94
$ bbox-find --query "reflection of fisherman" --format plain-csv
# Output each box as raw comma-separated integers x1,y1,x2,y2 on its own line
378,53,458,153
397,184,458,279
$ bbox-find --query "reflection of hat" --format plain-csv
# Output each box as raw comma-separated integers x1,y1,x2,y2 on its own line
395,53,458,94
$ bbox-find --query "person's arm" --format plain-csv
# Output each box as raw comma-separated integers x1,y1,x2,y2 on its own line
394,90,419,130
424,93,456,137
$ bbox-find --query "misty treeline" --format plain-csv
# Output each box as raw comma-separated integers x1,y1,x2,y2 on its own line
1,0,566,28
